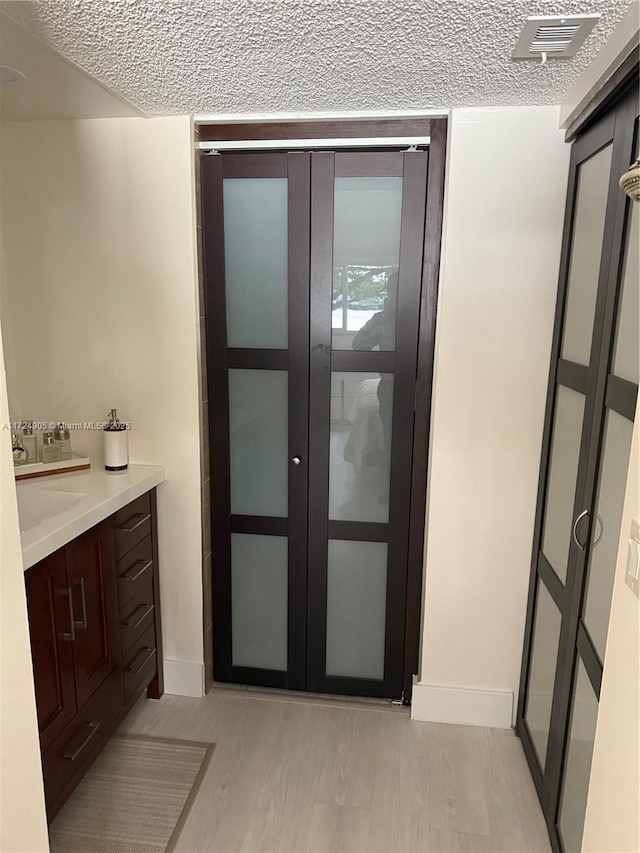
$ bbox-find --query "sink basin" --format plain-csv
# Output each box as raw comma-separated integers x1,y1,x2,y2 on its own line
16,488,85,532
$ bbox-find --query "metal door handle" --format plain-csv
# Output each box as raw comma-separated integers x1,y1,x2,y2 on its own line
60,588,76,642
75,577,88,629
291,456,301,466
572,509,589,550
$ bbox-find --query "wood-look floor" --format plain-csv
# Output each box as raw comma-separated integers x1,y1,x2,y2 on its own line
119,687,550,853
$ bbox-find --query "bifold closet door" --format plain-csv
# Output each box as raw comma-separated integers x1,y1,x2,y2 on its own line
519,116,618,782
555,104,638,853
202,148,429,700
518,86,639,853
202,152,310,690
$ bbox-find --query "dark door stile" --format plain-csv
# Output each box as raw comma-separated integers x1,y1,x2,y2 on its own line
516,85,639,851
201,134,446,702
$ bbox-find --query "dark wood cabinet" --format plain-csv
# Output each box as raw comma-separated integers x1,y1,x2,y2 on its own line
66,520,119,707
24,488,163,821
25,551,77,751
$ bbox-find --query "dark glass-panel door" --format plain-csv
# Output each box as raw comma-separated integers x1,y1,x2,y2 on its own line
521,122,616,777
202,152,310,690
308,151,428,699
557,114,639,853
518,87,639,853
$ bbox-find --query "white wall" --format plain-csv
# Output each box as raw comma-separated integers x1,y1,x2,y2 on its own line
0,117,204,695
0,323,49,852
412,106,571,728
583,394,640,853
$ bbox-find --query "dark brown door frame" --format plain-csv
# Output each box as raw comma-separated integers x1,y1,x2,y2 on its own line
403,118,448,700
198,117,436,143
200,117,448,704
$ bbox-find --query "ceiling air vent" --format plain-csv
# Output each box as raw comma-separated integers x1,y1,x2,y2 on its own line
512,14,600,60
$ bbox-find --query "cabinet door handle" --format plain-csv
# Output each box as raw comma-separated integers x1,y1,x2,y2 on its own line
63,721,100,761
121,559,152,583
60,587,76,642
127,646,156,675
124,603,155,631
118,512,151,533
74,577,88,630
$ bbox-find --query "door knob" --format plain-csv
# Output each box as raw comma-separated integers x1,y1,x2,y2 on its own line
291,456,301,466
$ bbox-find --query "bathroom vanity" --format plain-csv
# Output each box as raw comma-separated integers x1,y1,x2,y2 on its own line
18,465,165,820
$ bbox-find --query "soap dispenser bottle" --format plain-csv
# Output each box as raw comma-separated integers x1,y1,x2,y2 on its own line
21,421,37,464
39,431,60,463
104,408,128,471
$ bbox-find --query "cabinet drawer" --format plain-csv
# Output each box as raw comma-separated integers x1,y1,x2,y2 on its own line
120,575,155,654
114,492,151,559
42,664,122,820
123,624,157,703
117,536,153,609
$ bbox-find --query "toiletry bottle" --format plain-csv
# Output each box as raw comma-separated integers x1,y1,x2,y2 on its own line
12,433,27,466
39,431,60,463
54,423,72,461
104,408,128,471
21,420,37,463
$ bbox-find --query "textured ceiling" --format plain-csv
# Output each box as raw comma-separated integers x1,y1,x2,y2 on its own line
0,0,633,116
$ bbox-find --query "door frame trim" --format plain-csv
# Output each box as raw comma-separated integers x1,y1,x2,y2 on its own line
198,117,436,143
403,117,448,700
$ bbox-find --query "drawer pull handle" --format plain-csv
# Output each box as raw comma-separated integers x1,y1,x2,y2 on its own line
124,603,155,631
60,587,76,642
118,512,151,533
121,559,152,583
127,646,156,675
63,721,100,761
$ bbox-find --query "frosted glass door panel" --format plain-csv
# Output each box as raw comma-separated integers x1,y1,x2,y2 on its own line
561,145,613,366
332,177,402,351
329,372,393,523
612,196,639,383
524,582,562,769
223,178,288,349
558,661,598,853
231,534,287,670
326,540,387,680
229,369,288,517
583,410,634,661
542,386,586,583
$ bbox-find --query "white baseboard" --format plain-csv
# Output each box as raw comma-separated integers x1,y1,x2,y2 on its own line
411,682,513,729
162,657,204,698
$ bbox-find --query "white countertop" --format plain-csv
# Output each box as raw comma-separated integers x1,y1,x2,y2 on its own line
17,464,165,570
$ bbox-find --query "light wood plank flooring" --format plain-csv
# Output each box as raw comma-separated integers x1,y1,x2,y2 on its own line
119,687,550,853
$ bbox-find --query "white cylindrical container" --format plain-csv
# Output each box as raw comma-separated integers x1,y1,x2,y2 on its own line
104,428,128,471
